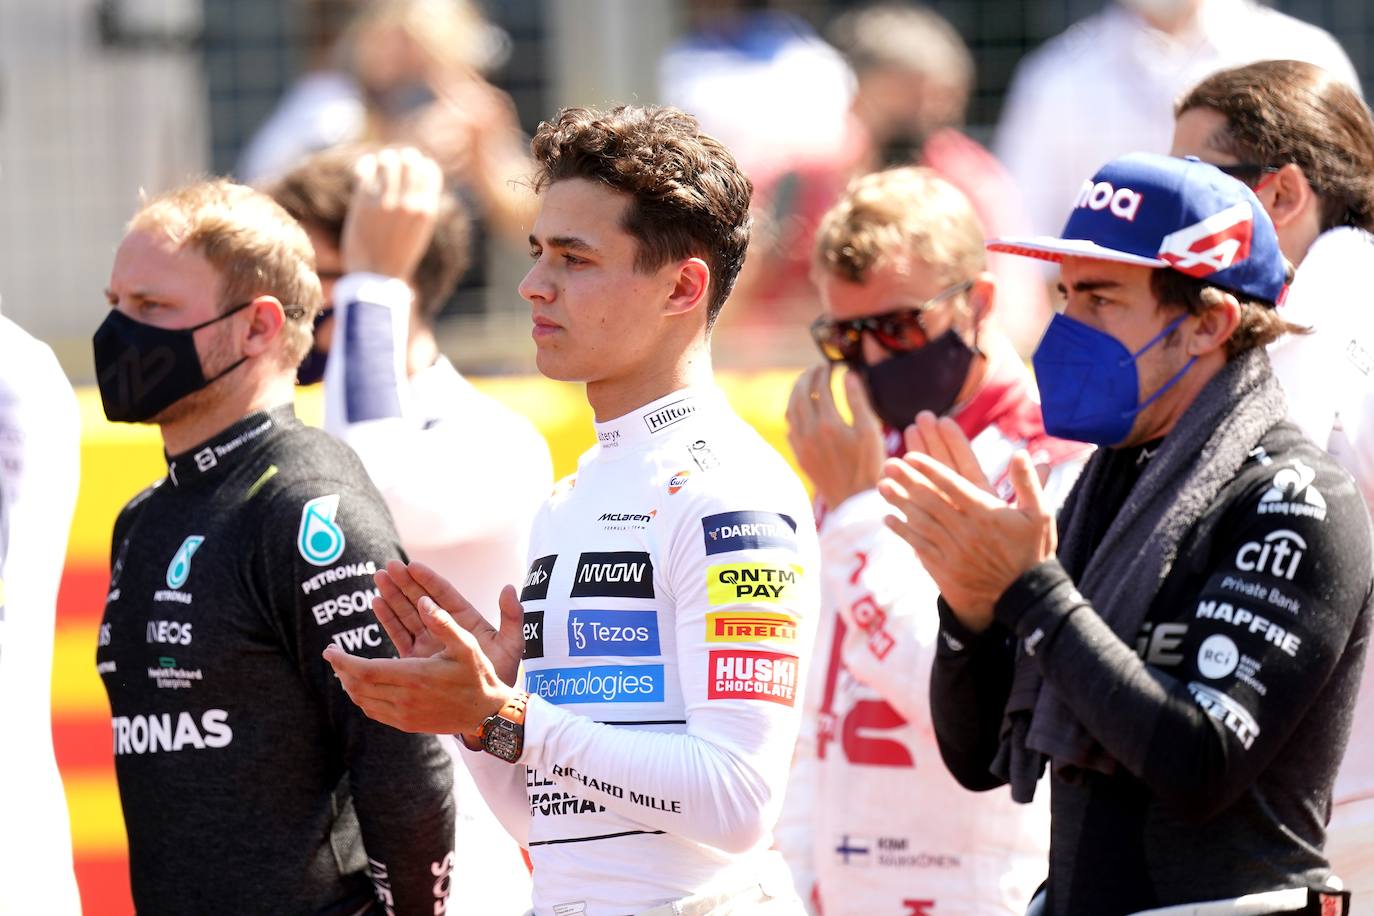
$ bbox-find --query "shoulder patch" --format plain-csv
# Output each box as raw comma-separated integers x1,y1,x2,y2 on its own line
298,494,346,566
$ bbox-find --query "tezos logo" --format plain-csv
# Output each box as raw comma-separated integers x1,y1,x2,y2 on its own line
165,535,205,589
298,494,346,566
1074,179,1142,221
1158,201,1253,278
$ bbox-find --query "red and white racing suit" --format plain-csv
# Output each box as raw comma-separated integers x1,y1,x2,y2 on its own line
778,357,1091,916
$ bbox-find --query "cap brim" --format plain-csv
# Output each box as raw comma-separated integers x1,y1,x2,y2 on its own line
987,235,1168,268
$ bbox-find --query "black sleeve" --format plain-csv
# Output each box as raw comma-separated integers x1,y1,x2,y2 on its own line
257,478,455,916
994,460,1373,818
930,597,1018,791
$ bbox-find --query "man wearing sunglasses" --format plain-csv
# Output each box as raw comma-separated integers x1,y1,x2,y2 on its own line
777,166,1090,915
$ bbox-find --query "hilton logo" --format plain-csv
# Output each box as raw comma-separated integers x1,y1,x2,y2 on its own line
644,399,696,434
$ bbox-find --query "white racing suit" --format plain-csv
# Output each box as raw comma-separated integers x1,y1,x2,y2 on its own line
463,385,821,915
778,358,1091,916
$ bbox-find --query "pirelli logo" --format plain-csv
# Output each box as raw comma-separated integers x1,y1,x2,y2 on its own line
706,562,801,605
705,611,798,644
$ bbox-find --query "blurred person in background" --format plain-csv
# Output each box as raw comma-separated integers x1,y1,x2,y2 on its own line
272,143,551,914
93,179,454,914
885,152,1371,915
727,2,1050,353
240,0,536,316
776,167,1089,915
996,0,1358,241
0,310,81,915
1172,59,1374,910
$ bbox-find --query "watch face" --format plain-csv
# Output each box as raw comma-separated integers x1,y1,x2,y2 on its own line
483,719,522,762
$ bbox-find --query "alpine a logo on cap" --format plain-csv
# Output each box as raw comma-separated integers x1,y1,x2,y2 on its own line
298,494,346,566
1158,201,1253,277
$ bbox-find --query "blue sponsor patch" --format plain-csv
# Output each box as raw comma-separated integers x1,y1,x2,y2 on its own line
567,610,661,656
702,510,798,556
526,665,665,705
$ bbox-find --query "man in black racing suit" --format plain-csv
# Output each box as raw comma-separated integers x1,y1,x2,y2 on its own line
880,153,1374,915
93,179,454,915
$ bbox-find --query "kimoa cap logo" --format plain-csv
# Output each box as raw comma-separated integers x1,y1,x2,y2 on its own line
166,535,205,589
298,494,346,566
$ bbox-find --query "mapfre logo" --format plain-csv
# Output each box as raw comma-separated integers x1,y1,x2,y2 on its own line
1075,179,1143,221
1157,201,1253,277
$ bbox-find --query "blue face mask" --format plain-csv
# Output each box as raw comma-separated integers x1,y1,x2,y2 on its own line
1031,312,1196,446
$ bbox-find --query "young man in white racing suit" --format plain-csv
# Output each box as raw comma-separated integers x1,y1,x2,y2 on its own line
273,145,550,914
325,105,820,916
777,167,1090,915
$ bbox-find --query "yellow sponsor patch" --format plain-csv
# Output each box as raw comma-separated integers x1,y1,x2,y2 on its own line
705,611,799,644
706,562,803,605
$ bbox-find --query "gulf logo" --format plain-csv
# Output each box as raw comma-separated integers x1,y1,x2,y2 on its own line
668,469,691,495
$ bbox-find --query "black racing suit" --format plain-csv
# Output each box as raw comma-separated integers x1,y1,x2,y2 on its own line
932,422,1374,915
96,405,455,915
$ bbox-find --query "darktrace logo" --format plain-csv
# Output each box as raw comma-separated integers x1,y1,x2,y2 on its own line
701,510,798,556
643,398,696,434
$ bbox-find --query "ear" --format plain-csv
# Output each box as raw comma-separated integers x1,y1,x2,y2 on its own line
1185,291,1241,358
967,271,998,332
241,296,288,357
1265,164,1315,231
664,257,712,319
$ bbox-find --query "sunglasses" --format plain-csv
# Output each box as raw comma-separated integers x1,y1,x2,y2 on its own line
1213,162,1280,190
810,281,972,364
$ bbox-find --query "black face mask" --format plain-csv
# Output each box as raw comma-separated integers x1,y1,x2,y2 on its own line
93,303,251,423
294,308,335,386
856,328,976,431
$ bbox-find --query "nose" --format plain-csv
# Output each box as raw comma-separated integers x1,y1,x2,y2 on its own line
860,330,891,366
518,259,554,304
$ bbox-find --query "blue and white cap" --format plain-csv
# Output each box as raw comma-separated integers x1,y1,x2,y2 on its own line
989,152,1288,305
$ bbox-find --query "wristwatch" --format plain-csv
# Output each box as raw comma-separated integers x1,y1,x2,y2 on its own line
478,692,529,763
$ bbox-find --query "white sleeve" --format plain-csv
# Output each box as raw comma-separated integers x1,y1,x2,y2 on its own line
773,612,831,913
819,490,939,728
457,737,531,848
323,273,553,551
519,490,820,854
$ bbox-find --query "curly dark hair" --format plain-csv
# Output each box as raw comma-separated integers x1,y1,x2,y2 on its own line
530,105,753,329
1177,60,1374,234
268,144,471,326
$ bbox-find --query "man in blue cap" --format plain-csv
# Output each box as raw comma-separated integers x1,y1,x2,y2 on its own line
880,152,1374,915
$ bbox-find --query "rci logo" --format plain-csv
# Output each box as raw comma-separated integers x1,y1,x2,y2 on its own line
165,535,205,589
298,494,346,566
